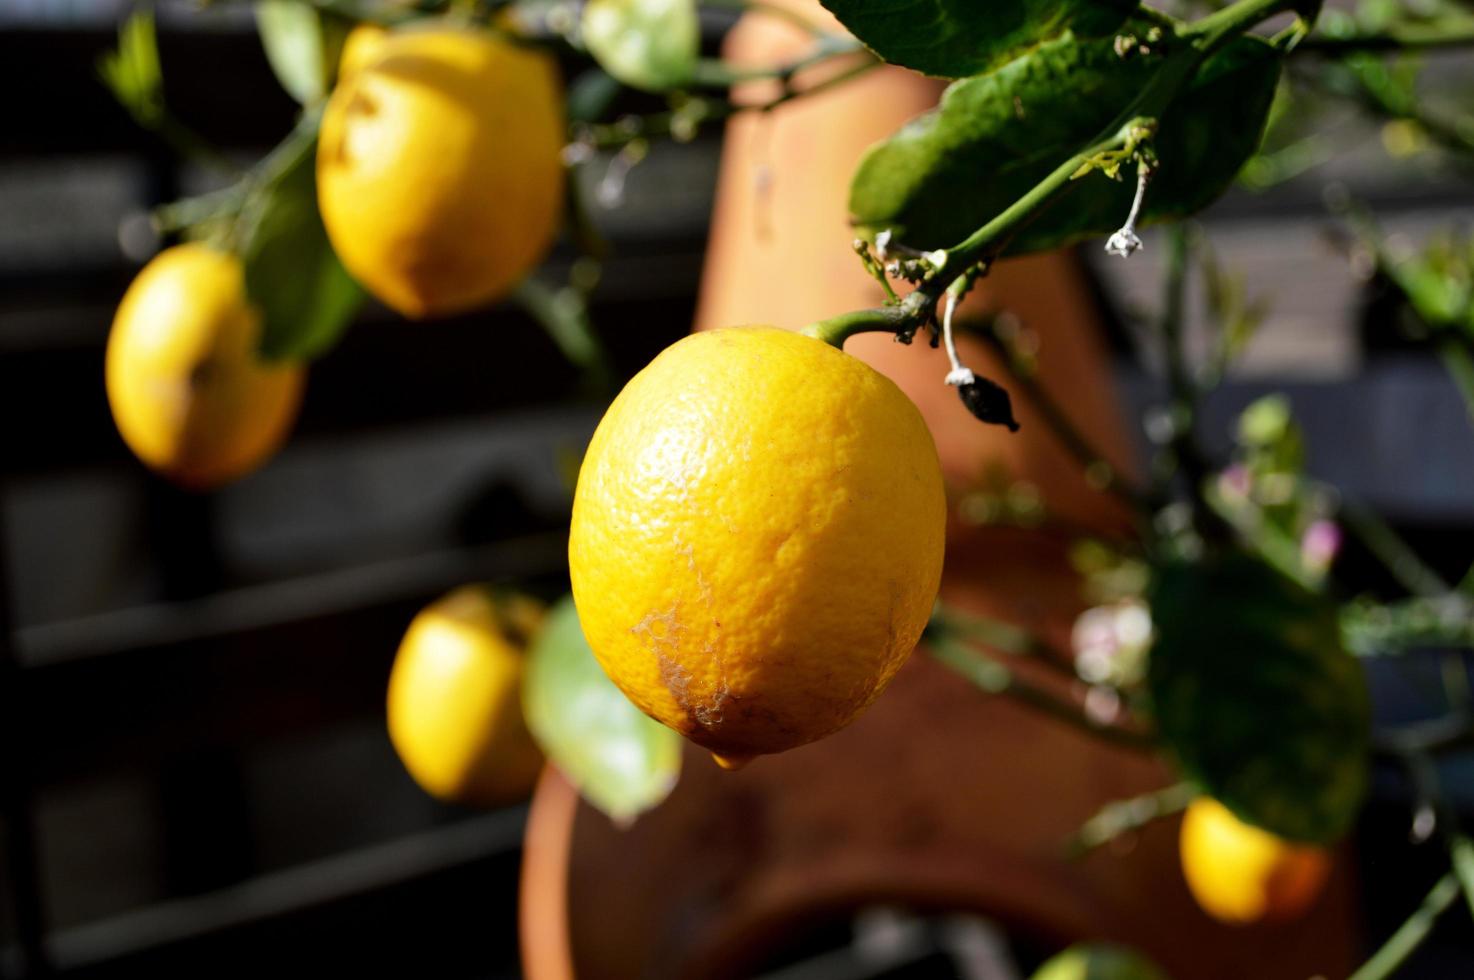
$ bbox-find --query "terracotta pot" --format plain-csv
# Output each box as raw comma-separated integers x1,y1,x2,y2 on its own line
521,5,1359,977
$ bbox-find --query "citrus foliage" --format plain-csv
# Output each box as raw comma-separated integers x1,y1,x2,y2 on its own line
1149,554,1370,843
820,0,1135,78
849,24,1281,253
523,597,683,823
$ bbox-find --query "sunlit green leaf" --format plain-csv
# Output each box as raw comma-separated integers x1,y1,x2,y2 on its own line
255,0,349,104
98,10,164,124
820,0,1137,78
582,0,698,92
849,25,1281,254
1148,553,1370,844
242,130,363,361
523,596,682,824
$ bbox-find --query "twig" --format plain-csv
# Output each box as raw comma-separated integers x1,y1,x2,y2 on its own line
928,635,1155,753
1066,782,1197,857
1347,871,1461,980
930,606,1079,679
964,319,1155,515
1341,501,1450,598
1297,23,1474,54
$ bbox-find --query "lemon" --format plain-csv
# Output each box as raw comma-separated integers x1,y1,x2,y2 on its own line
336,22,389,81
317,26,564,318
387,587,546,806
105,243,304,489
1179,797,1331,924
569,327,947,767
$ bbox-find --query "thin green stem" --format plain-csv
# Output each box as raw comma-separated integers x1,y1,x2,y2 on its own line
1066,783,1197,857
1341,501,1450,598
1452,836,1474,922
929,635,1155,753
1347,871,1461,980
965,320,1156,515
931,607,1079,679
512,278,614,390
1297,23,1474,54
580,56,880,152
690,35,865,87
1338,56,1474,161
1439,342,1474,432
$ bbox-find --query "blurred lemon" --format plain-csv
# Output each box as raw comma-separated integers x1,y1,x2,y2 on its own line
336,22,389,81
317,26,564,318
387,586,545,806
1179,797,1331,924
569,327,946,768
105,243,304,489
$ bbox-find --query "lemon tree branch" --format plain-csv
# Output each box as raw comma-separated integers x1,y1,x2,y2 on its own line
803,0,1312,355
929,633,1156,753
1066,782,1197,857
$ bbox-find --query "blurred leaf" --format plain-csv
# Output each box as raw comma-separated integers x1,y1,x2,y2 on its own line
255,0,349,104
566,67,624,124
523,596,681,823
512,275,613,389
1031,943,1170,980
819,0,1136,78
849,26,1281,253
99,9,163,124
1237,394,1293,449
581,0,698,92
1148,553,1370,843
241,129,363,360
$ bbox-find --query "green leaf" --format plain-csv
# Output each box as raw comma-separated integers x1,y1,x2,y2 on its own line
849,26,1282,254
241,130,363,361
566,67,623,124
255,0,348,104
819,0,1137,78
99,9,164,124
522,596,682,823
581,0,699,92
1031,943,1169,980
1148,553,1370,844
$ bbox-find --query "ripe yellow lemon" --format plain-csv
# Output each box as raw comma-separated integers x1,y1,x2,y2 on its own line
317,26,564,319
569,327,947,767
105,243,304,489
1179,797,1331,924
336,22,389,81
387,587,546,806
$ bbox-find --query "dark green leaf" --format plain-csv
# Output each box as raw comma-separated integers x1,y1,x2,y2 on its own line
1031,943,1169,980
820,0,1136,78
581,0,698,92
522,596,682,823
1148,553,1370,844
849,26,1282,254
255,0,349,104
242,133,363,361
566,67,624,124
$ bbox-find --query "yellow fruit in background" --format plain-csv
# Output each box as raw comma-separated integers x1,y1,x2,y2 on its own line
336,22,389,81
569,327,947,768
105,243,304,489
387,586,545,806
317,26,564,319
1179,797,1332,924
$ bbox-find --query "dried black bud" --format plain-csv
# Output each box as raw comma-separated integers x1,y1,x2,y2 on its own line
956,375,1020,431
